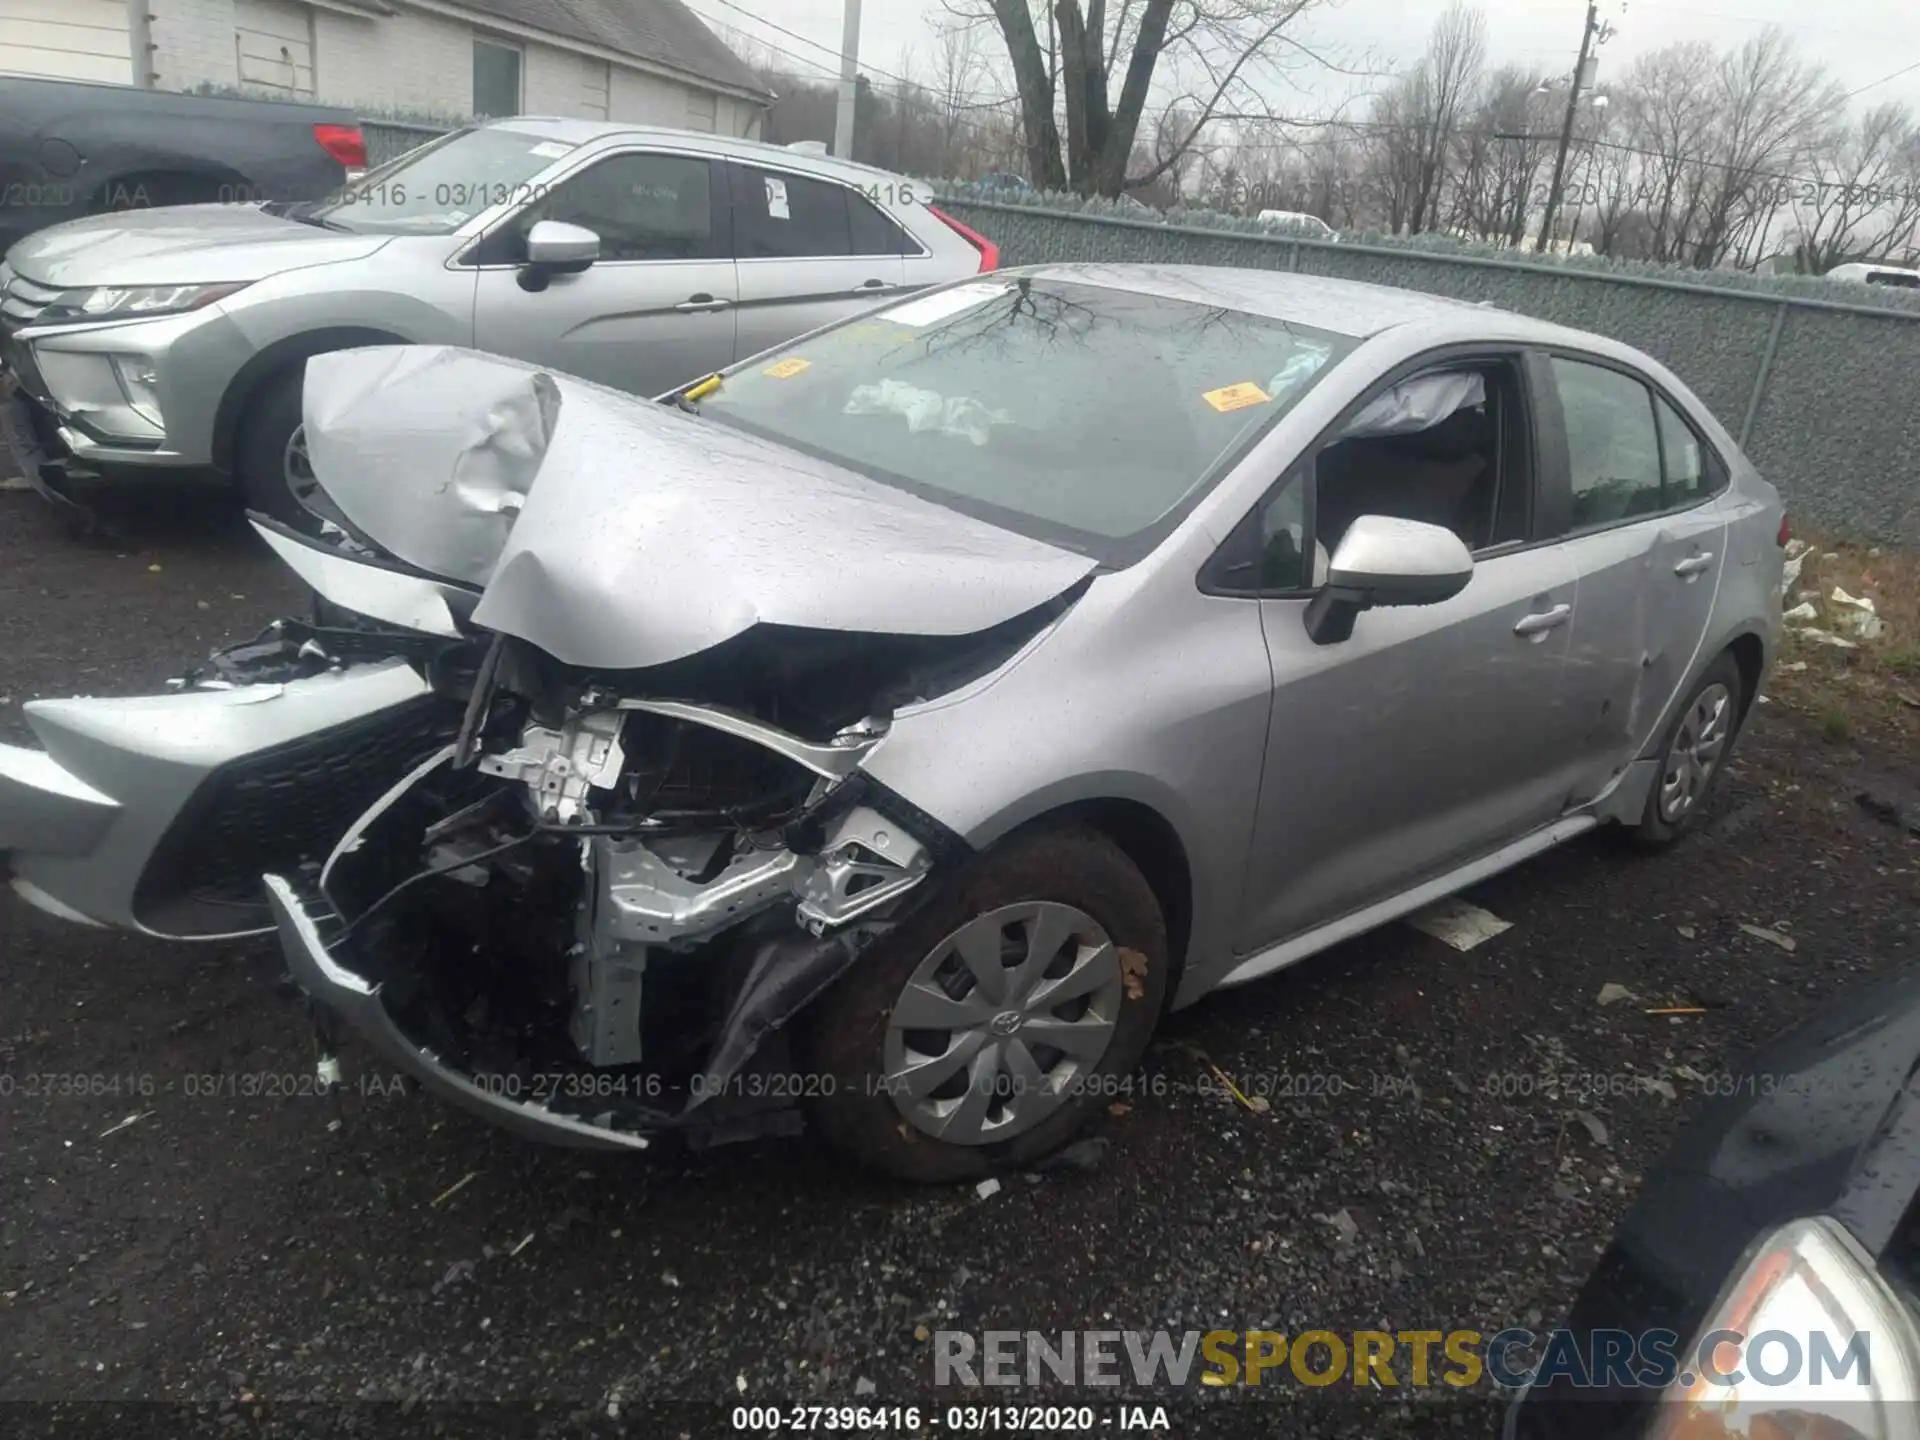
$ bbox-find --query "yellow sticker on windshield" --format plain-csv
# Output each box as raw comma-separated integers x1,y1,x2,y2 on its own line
763,357,811,379
1202,382,1271,413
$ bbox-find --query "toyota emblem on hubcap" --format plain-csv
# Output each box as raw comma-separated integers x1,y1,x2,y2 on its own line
989,1011,1024,1036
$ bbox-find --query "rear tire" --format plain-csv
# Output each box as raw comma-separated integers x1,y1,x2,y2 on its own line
234,366,318,531
797,823,1170,1183
1627,651,1745,849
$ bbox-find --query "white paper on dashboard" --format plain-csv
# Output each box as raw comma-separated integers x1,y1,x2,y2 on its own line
881,282,1015,327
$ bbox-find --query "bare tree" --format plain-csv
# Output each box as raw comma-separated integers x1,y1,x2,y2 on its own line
969,0,1328,195
1407,2,1486,231
1686,29,1845,267
1789,101,1920,271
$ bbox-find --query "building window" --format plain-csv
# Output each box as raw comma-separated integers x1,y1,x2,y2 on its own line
473,38,522,118
685,88,717,131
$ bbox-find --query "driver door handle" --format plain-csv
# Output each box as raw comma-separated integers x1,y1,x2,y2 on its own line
1674,551,1716,578
854,278,889,292
674,294,732,312
1513,603,1572,637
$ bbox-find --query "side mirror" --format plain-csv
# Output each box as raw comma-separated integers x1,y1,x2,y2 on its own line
1303,514,1475,646
520,220,599,289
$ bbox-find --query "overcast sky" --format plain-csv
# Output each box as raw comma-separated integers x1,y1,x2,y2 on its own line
686,1,1920,124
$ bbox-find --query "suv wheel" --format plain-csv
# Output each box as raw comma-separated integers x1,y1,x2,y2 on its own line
235,366,319,530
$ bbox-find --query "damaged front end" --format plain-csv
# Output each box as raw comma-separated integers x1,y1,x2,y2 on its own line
262,617,1051,1151
3,342,1092,1150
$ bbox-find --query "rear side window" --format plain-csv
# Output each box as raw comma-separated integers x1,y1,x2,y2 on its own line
1654,395,1725,506
733,165,853,258
849,193,910,255
1866,269,1920,287
1552,357,1664,528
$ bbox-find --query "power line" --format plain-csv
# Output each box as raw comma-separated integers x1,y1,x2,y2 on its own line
688,0,918,93
1843,59,1920,101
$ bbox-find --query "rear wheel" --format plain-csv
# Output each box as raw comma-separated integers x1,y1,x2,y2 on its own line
1628,651,1744,848
798,823,1170,1183
234,366,320,531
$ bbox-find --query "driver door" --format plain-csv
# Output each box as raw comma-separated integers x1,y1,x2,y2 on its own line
469,149,737,395
1229,353,1585,954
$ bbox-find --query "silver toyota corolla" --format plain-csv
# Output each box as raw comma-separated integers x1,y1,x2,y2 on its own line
0,118,991,523
0,264,1786,1181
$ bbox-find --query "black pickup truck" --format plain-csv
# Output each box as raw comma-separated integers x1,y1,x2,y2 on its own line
0,76,365,255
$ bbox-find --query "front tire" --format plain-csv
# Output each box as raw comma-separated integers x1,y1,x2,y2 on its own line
234,366,320,531
798,823,1170,1183
1628,651,1745,848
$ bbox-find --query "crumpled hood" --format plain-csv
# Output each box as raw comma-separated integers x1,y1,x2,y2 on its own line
301,345,1099,671
5,205,389,288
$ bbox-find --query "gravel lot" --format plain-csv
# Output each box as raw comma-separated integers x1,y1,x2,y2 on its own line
2,490,1916,1440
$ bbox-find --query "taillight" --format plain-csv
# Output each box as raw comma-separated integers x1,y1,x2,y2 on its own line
1777,512,1791,547
928,206,999,272
313,124,367,171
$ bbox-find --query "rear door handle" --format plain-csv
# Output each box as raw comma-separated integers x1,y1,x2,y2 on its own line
1674,551,1715,578
674,294,732,312
1513,603,1572,637
854,278,889,292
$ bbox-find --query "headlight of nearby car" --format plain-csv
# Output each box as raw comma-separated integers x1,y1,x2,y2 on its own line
1650,1216,1920,1439
35,282,252,326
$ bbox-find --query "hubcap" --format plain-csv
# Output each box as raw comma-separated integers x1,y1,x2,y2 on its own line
883,901,1123,1145
1659,681,1732,823
284,424,318,507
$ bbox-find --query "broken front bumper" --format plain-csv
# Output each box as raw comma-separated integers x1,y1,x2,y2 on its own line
0,661,440,937
261,873,654,1152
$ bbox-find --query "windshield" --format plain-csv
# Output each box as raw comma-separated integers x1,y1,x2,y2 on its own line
697,277,1358,552
310,126,581,234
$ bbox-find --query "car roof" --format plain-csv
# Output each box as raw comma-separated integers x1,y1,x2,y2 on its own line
1014,263,1547,340
476,117,913,184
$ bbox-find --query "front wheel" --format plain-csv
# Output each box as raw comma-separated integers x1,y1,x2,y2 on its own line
797,823,1170,1183
234,366,321,531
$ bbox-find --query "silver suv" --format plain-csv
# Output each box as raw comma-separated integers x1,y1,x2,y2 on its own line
0,118,996,522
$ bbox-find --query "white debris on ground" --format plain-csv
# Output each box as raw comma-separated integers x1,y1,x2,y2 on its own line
1796,628,1859,650
1777,553,1891,649
974,1178,1002,1200
1779,538,1809,594
1406,898,1512,951
1829,586,1884,641
1595,983,1638,1006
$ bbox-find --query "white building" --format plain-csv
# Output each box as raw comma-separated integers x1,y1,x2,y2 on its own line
0,0,771,135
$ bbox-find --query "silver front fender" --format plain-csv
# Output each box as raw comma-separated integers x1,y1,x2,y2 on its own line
2,661,432,938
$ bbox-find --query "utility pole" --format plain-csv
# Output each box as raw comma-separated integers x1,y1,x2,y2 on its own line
1535,0,1601,255
833,0,863,160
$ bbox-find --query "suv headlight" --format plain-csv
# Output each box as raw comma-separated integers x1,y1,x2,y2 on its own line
35,282,252,326
1650,1216,1920,1439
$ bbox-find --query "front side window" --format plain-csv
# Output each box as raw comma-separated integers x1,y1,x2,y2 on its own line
698,277,1358,556
733,165,854,259
473,40,523,118
514,153,717,262
1312,363,1526,558
1552,357,1664,529
311,125,579,234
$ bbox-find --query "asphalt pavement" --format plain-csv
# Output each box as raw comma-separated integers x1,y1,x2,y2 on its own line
2,489,1916,1440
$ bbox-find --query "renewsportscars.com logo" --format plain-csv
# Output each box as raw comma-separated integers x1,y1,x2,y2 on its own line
932,1328,1874,1391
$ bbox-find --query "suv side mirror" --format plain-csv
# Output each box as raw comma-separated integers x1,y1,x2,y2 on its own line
1304,514,1475,646
519,220,599,290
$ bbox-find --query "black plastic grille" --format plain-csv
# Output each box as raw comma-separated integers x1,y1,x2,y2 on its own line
133,693,460,934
